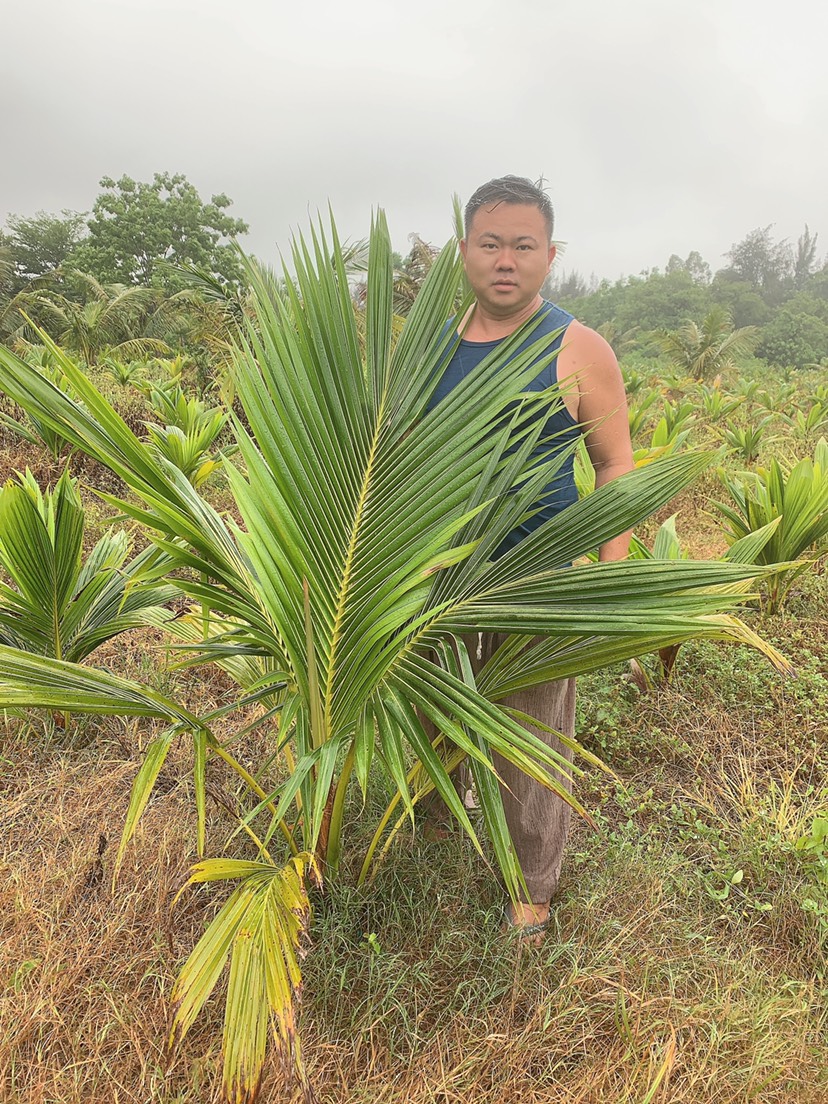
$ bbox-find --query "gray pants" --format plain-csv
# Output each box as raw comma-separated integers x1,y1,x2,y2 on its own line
424,633,576,904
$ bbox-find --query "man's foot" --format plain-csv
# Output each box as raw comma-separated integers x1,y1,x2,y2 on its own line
504,900,550,947
421,819,454,842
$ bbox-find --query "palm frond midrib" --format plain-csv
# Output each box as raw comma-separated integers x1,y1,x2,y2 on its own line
323,397,388,726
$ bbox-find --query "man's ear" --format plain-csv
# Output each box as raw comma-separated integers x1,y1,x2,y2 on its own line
547,243,557,269
459,238,468,260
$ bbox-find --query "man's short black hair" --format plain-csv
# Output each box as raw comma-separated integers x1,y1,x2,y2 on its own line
464,176,554,241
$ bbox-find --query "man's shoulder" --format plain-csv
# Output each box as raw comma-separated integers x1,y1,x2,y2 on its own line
538,298,576,331
556,319,621,390
560,317,614,360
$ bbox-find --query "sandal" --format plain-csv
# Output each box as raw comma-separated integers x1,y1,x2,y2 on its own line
503,903,550,941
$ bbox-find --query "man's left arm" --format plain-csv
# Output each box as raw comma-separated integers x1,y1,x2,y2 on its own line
567,325,635,562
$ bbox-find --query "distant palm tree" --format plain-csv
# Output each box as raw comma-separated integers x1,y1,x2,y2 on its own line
595,320,639,357
391,233,441,315
33,272,170,367
0,246,57,349
658,306,758,380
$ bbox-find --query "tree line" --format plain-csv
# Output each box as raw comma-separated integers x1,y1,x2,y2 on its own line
546,224,828,370
2,171,826,372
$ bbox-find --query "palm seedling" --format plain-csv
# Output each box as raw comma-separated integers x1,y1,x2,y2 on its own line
783,401,828,438
102,355,147,389
661,398,696,438
144,382,230,486
626,513,782,686
145,381,220,433
633,414,693,465
621,365,649,398
697,382,744,421
755,382,797,413
0,468,176,669
736,378,761,401
713,438,828,611
627,389,660,439
721,416,775,464
0,214,790,1102
148,352,189,388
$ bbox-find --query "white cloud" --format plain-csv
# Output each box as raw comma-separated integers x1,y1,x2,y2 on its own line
2,0,825,281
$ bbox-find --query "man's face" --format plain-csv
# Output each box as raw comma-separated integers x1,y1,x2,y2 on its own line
461,202,556,318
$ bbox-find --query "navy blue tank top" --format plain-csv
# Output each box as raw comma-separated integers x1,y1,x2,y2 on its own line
429,300,581,556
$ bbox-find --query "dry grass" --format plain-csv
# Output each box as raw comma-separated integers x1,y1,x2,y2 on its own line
0,731,214,1102
3,674,825,1104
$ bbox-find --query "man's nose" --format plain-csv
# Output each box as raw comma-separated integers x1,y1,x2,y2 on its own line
495,250,516,269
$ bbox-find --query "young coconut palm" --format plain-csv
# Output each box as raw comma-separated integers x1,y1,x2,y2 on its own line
657,306,758,381
0,468,176,665
0,213,789,1102
714,437,828,611
32,272,171,368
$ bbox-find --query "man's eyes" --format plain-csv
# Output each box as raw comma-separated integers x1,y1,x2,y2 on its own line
480,243,535,250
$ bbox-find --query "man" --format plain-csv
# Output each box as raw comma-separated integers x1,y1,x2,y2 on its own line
434,176,633,937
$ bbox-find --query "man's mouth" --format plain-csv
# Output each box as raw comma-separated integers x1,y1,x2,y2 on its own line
493,280,516,288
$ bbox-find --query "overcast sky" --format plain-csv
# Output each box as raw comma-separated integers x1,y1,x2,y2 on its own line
2,0,825,283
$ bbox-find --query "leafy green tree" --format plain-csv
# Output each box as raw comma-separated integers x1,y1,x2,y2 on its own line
807,270,828,302
794,225,820,289
72,172,248,286
658,306,758,380
756,294,828,368
721,225,793,303
0,217,788,1103
2,210,87,290
685,250,712,285
709,275,771,328
565,269,712,338
543,267,591,300
665,251,711,285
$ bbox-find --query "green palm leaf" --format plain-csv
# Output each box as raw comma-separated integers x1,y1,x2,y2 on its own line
0,645,201,722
